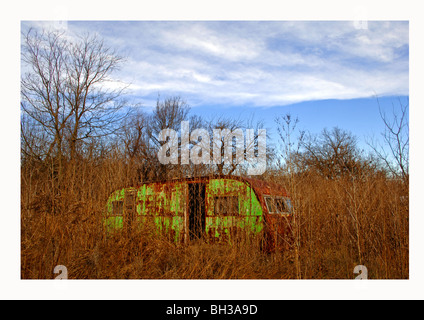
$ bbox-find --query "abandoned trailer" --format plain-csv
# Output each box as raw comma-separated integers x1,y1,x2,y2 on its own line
104,176,293,251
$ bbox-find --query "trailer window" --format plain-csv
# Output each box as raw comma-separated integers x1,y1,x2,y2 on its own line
275,198,287,212
285,199,293,212
265,197,276,214
112,200,124,216
214,196,239,216
265,196,291,214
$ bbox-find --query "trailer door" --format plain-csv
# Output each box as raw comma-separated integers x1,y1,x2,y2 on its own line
188,183,206,240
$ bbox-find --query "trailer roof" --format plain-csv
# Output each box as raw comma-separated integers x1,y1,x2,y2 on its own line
138,175,288,197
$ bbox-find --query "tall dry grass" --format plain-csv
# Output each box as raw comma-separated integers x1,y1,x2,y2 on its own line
267,169,409,279
21,157,408,279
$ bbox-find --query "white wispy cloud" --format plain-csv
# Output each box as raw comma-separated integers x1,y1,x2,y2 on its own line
21,21,409,108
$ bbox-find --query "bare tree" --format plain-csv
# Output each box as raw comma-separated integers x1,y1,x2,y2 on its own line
274,113,304,279
275,113,305,174
299,127,365,179
204,115,270,176
206,116,245,175
368,97,409,181
147,96,192,180
118,108,162,182
149,96,190,148
121,109,150,160
21,28,128,162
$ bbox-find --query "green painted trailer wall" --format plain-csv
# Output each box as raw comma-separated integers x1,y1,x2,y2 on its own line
205,178,264,242
104,178,265,244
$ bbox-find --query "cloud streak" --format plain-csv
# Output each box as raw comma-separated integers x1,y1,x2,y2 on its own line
22,21,409,108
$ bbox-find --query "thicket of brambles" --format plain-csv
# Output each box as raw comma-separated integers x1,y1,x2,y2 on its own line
21,28,408,279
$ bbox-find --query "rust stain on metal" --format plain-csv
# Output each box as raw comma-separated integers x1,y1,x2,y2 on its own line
104,175,292,252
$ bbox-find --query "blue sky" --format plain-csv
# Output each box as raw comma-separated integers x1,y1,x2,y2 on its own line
21,20,409,152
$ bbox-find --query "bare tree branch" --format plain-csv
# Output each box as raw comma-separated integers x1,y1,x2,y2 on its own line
367,97,409,181
21,28,129,162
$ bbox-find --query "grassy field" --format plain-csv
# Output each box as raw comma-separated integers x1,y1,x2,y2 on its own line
20,159,408,279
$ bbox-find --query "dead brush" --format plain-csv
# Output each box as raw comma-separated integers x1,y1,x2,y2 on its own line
21,155,408,279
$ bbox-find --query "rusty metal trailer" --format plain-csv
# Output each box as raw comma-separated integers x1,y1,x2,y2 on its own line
104,175,292,251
